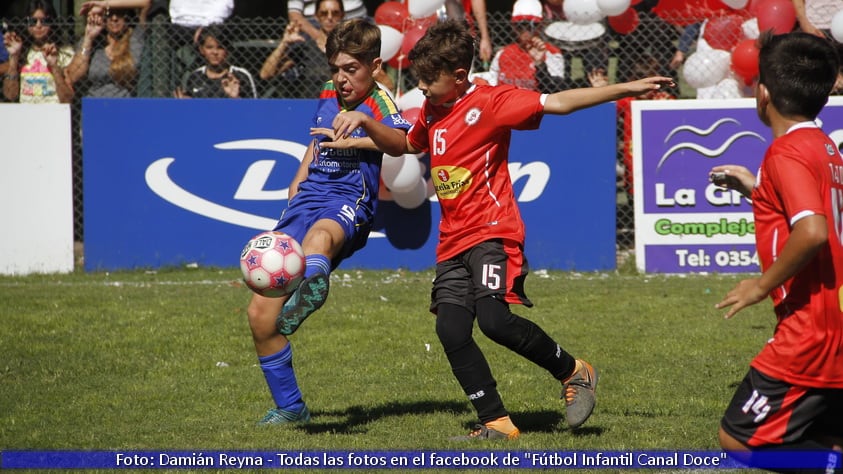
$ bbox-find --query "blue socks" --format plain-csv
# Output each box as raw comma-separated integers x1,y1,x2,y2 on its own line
304,254,331,279
259,344,304,412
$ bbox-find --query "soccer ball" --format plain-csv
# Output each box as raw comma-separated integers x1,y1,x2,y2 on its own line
239,231,305,297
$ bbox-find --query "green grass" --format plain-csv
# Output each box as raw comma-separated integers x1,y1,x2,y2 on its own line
0,266,771,471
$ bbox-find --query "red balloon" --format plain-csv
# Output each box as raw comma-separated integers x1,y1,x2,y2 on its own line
703,14,744,50
389,22,428,69
608,8,640,35
731,38,759,85
375,1,409,31
402,107,421,124
755,0,796,34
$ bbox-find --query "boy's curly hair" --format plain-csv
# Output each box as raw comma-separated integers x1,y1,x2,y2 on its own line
409,19,476,84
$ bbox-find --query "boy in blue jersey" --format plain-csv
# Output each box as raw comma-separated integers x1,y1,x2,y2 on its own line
248,18,410,425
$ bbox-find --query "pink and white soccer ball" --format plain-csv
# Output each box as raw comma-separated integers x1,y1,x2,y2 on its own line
240,231,305,297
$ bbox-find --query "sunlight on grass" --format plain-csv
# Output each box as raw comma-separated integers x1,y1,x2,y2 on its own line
0,268,766,455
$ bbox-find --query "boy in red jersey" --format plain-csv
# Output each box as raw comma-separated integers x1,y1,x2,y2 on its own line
325,19,673,439
710,31,843,469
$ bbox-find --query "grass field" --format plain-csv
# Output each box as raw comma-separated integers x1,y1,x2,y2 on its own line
0,264,772,472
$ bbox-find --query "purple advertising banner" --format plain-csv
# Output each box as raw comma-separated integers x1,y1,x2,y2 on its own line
632,97,843,274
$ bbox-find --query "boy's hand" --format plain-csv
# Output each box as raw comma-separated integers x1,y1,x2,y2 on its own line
716,277,768,319
313,127,379,151
332,111,369,139
708,164,755,198
626,76,675,96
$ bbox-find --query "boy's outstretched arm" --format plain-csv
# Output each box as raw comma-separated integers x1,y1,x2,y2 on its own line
327,111,417,156
543,76,675,115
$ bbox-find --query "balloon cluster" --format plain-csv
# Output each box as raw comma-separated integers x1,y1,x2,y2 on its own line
373,1,442,209
380,88,431,209
679,0,813,90
374,0,443,70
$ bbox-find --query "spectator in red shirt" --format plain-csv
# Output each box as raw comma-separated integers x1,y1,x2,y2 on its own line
487,0,565,93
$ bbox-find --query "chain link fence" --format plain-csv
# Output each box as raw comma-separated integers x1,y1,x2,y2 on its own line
2,8,787,264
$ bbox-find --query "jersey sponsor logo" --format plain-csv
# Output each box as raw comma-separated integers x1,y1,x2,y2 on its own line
464,107,481,126
392,114,411,127
431,165,472,200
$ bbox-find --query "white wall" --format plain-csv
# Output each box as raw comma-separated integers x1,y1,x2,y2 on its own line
0,104,74,275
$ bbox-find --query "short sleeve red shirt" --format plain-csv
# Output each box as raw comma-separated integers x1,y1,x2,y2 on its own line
408,84,544,262
749,123,843,388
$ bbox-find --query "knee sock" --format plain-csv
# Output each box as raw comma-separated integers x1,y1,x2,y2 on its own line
476,296,576,381
304,254,331,279
436,303,508,423
258,343,304,412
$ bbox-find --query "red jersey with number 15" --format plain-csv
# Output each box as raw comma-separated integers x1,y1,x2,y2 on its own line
407,84,544,262
750,122,843,388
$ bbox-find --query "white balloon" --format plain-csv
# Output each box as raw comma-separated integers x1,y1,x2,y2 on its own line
741,17,759,39
721,0,748,8
707,77,743,99
682,49,731,89
596,0,630,17
396,87,425,110
563,0,604,25
832,9,843,43
408,0,445,18
382,154,422,192
378,25,403,61
392,177,428,209
381,153,405,180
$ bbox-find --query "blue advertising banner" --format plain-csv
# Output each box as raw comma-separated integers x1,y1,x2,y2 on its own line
632,97,843,274
82,99,616,272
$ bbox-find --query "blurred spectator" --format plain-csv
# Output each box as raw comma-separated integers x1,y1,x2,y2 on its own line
67,0,151,97
2,0,74,103
487,0,565,92
288,0,365,46
540,0,609,88
445,0,493,66
668,22,700,70
168,0,234,89
614,0,680,89
261,0,342,98
792,0,843,37
0,33,8,75
175,23,257,98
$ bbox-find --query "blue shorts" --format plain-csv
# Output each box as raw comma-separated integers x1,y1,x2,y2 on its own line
273,192,373,269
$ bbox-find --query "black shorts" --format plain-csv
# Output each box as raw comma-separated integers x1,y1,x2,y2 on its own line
721,367,843,447
429,239,532,314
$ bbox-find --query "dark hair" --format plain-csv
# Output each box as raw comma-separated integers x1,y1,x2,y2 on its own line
325,18,380,65
757,31,839,119
19,0,60,48
408,19,475,84
196,23,232,51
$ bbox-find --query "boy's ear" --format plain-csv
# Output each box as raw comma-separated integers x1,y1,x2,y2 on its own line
454,67,469,85
371,57,383,76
